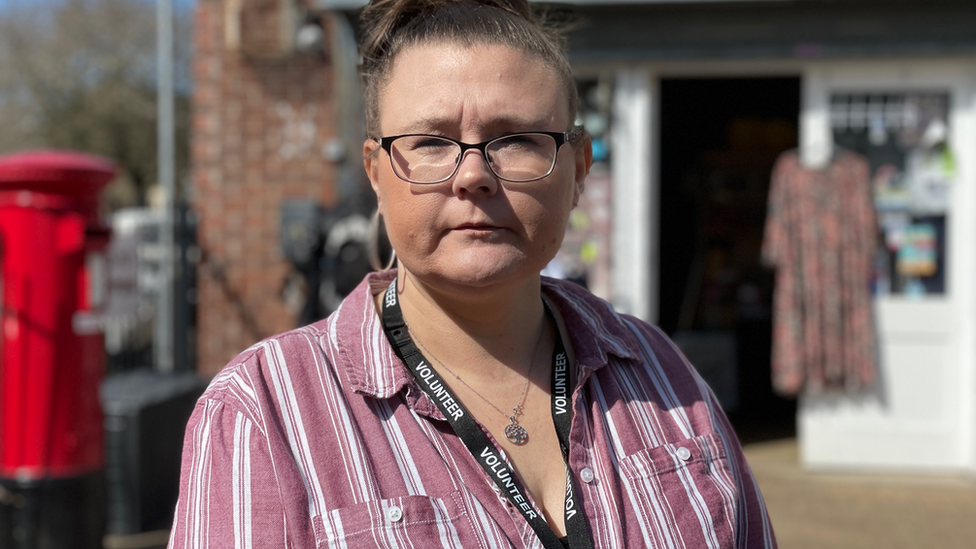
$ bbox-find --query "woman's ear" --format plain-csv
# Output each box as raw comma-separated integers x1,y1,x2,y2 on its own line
572,133,593,208
364,139,383,212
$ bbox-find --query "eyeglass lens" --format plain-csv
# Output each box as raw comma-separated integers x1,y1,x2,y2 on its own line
389,134,558,184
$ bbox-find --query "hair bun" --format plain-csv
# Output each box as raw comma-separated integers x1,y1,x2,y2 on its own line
360,0,534,66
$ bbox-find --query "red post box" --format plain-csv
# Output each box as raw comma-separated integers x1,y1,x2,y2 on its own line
0,150,115,549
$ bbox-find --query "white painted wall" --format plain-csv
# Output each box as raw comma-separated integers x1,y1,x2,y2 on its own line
611,69,657,323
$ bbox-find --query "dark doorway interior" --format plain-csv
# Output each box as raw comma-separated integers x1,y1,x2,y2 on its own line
659,77,800,443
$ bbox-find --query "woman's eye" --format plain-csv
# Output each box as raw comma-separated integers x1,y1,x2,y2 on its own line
500,135,534,146
494,134,546,151
411,138,452,150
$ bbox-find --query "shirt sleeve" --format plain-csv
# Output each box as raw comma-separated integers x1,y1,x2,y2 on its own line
712,395,778,549
168,397,311,549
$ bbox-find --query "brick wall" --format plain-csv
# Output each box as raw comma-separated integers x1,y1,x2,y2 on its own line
192,0,338,375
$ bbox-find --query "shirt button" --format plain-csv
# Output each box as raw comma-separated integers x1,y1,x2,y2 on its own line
676,447,692,461
387,505,403,523
579,467,595,483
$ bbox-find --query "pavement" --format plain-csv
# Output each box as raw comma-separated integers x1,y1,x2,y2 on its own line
744,438,976,549
104,438,976,548
103,530,170,549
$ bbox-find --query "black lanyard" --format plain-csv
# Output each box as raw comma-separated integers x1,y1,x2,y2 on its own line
380,281,593,549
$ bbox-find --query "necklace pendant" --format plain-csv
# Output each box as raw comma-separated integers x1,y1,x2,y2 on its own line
504,420,529,445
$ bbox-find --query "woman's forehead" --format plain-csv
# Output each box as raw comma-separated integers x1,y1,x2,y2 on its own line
388,40,548,71
379,42,569,134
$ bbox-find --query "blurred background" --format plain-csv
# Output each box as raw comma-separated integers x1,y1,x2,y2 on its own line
0,0,975,547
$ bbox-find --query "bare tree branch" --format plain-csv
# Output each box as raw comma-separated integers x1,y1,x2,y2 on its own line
0,0,192,208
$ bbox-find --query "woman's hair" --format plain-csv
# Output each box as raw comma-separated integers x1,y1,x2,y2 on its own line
359,0,578,138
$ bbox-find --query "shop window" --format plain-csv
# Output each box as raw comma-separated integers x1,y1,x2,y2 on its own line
831,93,954,297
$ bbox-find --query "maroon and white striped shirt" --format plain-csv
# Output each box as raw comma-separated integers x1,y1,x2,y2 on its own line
169,271,776,548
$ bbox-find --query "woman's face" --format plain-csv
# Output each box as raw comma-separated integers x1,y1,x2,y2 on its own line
364,43,590,295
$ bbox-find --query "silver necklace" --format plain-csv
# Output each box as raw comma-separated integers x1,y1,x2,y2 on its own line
407,321,545,445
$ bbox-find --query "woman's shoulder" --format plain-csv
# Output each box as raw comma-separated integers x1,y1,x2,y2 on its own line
542,277,685,363
542,277,709,395
541,276,631,334
195,323,336,423
194,275,397,429
543,279,732,441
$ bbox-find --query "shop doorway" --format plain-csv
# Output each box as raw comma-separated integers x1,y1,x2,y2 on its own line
659,77,800,442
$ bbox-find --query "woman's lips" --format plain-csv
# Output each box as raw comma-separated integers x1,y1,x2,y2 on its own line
453,222,500,230
451,222,504,236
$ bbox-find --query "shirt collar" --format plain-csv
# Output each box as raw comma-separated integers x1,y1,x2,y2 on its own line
335,270,641,417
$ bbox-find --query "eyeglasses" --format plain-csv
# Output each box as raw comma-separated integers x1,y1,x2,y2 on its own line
377,126,583,185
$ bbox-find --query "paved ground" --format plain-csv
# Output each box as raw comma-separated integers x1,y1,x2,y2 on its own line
744,439,976,549
103,530,169,549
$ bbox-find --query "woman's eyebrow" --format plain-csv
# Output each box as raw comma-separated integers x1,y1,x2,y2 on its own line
487,115,557,132
395,119,454,135
396,115,557,136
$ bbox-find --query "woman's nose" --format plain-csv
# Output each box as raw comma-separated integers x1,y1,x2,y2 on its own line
451,149,499,197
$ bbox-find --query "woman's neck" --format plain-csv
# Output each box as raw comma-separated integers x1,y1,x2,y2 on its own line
390,268,547,379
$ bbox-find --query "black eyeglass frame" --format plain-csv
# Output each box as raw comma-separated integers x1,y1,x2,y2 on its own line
377,125,585,184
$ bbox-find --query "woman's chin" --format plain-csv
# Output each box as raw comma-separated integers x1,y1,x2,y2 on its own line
411,250,544,292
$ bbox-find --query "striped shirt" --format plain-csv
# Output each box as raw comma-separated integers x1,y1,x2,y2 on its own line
168,271,777,548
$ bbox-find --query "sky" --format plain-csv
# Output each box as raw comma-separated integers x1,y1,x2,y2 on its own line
0,0,197,12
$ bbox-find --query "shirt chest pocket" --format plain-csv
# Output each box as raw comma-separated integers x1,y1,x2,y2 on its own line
617,432,738,549
313,491,494,549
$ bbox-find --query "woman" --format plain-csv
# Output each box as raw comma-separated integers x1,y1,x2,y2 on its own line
169,0,777,547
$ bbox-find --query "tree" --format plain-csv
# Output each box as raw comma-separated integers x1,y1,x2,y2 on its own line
0,0,192,209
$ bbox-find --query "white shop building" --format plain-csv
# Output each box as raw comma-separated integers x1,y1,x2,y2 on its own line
564,0,976,474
